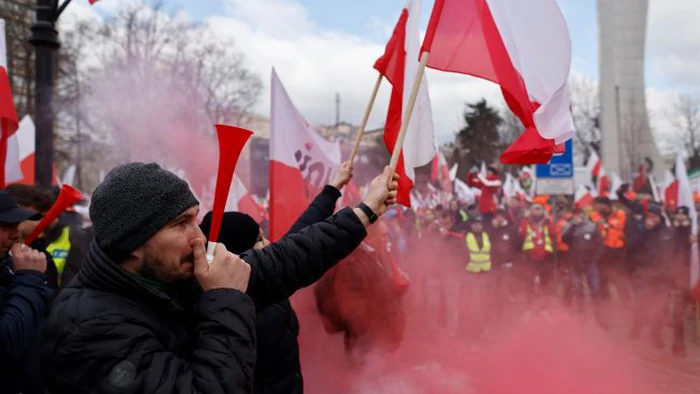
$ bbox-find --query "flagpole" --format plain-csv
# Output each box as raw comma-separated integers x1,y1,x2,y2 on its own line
348,74,383,164
389,51,429,177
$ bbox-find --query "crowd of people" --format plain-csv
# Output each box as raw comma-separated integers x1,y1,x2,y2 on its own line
0,160,696,393
364,166,696,361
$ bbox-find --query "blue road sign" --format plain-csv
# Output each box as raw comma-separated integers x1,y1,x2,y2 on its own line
536,139,573,179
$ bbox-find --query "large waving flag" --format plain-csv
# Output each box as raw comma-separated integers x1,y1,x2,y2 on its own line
374,0,436,206
0,19,19,188
675,156,700,300
421,0,573,164
269,69,341,241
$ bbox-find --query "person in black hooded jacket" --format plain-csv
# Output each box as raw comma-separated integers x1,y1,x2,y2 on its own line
41,163,398,394
199,162,353,394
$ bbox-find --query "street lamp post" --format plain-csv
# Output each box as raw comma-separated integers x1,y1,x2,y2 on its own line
30,0,72,188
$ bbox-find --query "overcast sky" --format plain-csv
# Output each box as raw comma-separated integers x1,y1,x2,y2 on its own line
61,0,700,147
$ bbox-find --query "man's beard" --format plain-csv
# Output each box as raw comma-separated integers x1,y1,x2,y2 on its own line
138,252,195,284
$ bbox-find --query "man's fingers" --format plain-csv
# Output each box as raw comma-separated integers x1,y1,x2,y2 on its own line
192,239,208,275
215,242,228,258
10,243,22,256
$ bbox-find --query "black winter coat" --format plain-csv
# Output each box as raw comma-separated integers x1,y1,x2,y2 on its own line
0,257,52,394
42,207,366,394
254,185,341,394
635,223,678,272
485,222,520,266
561,220,604,268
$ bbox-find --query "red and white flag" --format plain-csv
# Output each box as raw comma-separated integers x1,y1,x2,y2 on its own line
574,185,595,209
374,0,436,206
0,19,19,188
226,176,265,224
5,116,44,185
421,0,573,164
431,148,452,195
674,156,700,299
269,69,341,241
585,150,602,186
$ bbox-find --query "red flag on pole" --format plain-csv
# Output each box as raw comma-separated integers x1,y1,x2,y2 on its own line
374,0,436,206
0,22,18,190
421,0,574,164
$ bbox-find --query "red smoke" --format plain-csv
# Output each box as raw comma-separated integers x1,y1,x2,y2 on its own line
292,222,671,394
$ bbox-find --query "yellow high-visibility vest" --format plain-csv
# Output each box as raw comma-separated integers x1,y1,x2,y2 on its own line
522,224,553,253
466,232,491,273
47,227,71,285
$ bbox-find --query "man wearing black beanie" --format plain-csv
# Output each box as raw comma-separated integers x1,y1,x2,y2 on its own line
42,162,398,393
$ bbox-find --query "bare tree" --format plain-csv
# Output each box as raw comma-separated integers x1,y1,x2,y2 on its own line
54,2,262,192
569,73,600,165
1,0,35,117
671,94,700,169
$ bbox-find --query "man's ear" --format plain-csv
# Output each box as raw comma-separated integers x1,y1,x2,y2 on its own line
120,246,145,274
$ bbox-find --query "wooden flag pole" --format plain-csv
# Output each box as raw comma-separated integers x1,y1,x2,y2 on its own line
348,74,383,164
388,51,430,177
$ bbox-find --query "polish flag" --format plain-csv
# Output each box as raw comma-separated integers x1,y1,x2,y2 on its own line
4,116,57,186
585,150,602,186
674,156,700,300
430,148,452,194
574,185,595,209
226,176,264,224
421,0,574,164
0,19,19,188
269,69,341,241
374,0,436,206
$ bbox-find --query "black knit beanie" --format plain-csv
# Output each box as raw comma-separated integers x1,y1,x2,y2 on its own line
90,163,199,262
200,211,260,254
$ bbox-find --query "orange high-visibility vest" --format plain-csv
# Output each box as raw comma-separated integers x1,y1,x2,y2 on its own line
591,210,626,249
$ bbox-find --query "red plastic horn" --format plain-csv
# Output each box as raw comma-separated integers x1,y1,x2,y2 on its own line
206,125,254,262
25,184,84,245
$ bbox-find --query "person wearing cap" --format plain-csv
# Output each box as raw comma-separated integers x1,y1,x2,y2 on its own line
199,162,354,394
7,184,91,289
561,207,604,323
42,163,398,393
0,190,53,394
518,203,556,298
629,202,682,354
591,196,631,304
